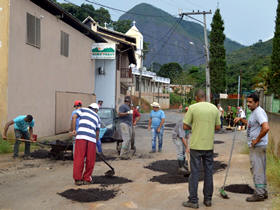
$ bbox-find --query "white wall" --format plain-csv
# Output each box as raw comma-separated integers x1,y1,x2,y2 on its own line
95,59,116,108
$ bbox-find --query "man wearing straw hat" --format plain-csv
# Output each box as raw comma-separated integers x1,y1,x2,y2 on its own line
148,102,165,153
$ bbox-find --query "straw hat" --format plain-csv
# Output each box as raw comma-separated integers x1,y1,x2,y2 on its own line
151,102,160,108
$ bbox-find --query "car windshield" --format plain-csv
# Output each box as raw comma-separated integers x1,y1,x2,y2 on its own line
99,109,113,119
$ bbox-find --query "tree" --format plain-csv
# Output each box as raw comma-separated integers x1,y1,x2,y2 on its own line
59,3,111,26
158,62,183,83
209,9,226,96
112,20,132,33
270,0,280,97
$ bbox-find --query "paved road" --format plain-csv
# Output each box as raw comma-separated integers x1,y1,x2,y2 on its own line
0,110,273,209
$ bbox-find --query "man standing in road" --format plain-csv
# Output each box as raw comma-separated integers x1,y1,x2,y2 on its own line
234,93,269,202
131,104,141,153
148,102,165,153
182,90,220,208
217,104,224,129
3,115,35,159
70,100,82,157
71,103,100,185
118,96,133,159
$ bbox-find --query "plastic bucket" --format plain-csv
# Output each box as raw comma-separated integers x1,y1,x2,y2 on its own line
32,134,37,142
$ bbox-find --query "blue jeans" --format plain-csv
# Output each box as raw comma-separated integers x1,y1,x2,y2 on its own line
220,117,223,128
14,129,30,157
151,127,164,152
188,149,213,203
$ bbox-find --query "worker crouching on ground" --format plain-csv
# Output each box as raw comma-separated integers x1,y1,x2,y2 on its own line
118,96,133,160
182,89,221,208
71,103,100,185
234,93,269,202
172,107,190,175
148,102,165,153
3,115,35,159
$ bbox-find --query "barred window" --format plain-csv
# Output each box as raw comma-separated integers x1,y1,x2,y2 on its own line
60,31,69,57
26,13,40,48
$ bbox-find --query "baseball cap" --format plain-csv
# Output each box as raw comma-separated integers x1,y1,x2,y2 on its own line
74,100,82,107
89,103,99,110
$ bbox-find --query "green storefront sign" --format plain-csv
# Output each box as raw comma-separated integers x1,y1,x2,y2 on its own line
91,43,115,59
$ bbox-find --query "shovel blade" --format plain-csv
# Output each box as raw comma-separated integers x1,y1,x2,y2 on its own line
105,169,115,177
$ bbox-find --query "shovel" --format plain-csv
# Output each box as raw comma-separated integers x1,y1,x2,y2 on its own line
96,153,115,177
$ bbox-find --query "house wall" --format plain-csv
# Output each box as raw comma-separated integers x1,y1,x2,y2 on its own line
95,59,116,108
0,0,10,131
8,0,96,136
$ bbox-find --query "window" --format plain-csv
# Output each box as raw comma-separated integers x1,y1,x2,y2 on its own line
26,13,40,48
60,31,69,57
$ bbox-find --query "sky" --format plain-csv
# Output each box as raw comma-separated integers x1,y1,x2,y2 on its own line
59,0,278,46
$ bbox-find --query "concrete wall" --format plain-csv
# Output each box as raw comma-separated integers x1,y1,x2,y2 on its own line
8,0,96,136
0,0,9,131
95,59,116,108
133,92,170,109
267,112,280,157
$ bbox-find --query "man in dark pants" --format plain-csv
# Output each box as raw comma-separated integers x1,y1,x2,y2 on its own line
183,90,221,208
3,115,35,159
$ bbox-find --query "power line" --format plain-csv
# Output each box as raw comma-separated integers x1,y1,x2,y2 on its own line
85,0,169,18
148,17,183,65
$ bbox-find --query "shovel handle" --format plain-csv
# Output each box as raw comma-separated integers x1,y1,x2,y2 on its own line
5,138,36,143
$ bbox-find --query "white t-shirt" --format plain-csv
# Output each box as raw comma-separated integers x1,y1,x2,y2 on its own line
247,106,268,147
218,107,224,118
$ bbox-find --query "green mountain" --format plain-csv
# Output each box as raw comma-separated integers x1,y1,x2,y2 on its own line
227,39,273,65
119,3,244,67
226,39,272,93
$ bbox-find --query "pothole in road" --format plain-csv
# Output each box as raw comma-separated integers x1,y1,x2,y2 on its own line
145,159,227,184
58,188,118,202
93,176,132,187
224,184,254,194
214,140,224,144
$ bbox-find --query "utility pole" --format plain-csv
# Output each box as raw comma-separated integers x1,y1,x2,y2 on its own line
179,10,212,102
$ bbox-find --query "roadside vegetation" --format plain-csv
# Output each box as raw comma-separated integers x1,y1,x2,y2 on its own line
0,138,39,154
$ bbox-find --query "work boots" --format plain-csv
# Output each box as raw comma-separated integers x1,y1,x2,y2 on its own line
246,193,265,202
178,160,189,175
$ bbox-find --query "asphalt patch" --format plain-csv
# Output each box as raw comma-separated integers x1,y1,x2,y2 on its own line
224,184,254,194
31,149,50,159
214,140,224,144
93,176,133,187
145,159,227,184
58,188,118,202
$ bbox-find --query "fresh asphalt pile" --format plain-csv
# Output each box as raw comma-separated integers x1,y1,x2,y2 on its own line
145,159,227,184
224,184,254,194
30,149,50,159
93,176,132,187
58,188,118,202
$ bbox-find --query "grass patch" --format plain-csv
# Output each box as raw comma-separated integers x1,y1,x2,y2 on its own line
0,140,13,153
267,137,280,210
0,138,39,154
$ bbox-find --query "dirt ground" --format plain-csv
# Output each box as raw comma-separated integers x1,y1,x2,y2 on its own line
0,110,274,210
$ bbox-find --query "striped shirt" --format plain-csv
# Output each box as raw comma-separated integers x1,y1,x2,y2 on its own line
75,108,101,143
